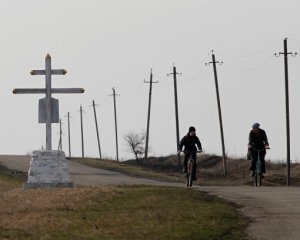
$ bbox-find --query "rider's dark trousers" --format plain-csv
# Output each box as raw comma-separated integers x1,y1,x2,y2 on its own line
250,150,266,173
184,152,197,176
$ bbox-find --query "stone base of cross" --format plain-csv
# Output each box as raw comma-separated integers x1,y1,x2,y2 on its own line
24,150,73,189
13,54,84,189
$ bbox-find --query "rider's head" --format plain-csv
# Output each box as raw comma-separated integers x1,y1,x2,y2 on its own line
252,123,260,133
189,126,196,136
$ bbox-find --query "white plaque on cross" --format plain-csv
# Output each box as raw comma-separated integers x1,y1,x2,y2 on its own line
13,54,84,150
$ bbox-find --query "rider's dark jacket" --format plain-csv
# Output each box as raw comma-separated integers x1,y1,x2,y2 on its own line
178,134,202,153
248,128,269,150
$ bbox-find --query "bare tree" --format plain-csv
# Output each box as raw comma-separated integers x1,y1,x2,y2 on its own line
124,132,146,162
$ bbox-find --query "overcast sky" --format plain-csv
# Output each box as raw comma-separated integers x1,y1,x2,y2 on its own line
1,0,300,161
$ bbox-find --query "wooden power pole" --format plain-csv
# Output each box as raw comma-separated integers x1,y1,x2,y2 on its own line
79,105,85,158
206,51,228,176
168,64,181,166
91,100,102,160
144,69,158,161
275,38,297,186
66,112,71,159
58,118,63,151
110,88,120,162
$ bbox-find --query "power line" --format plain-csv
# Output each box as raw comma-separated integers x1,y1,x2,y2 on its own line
219,59,283,74
216,40,282,58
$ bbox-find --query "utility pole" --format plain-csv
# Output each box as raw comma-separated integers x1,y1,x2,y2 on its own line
58,118,63,151
206,51,227,176
167,64,181,166
144,69,158,161
91,100,102,160
275,38,297,186
110,88,120,162
65,112,71,159
79,105,85,158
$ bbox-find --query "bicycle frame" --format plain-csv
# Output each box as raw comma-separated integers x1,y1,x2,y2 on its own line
186,156,195,187
255,151,262,187
179,150,201,187
251,147,269,187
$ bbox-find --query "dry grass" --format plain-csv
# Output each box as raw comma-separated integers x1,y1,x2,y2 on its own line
71,157,178,182
78,154,300,187
0,178,248,240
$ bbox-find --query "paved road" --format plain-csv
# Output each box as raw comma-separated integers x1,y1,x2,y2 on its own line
200,186,300,240
1,155,300,240
0,155,181,187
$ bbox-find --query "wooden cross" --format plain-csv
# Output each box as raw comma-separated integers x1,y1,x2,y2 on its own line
13,54,84,150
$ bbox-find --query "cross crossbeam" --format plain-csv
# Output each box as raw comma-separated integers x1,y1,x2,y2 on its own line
13,88,85,94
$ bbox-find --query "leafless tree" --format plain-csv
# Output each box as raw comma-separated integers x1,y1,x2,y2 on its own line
124,132,146,162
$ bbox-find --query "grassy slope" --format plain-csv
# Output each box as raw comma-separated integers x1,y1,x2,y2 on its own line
72,154,300,186
0,186,248,240
0,163,249,240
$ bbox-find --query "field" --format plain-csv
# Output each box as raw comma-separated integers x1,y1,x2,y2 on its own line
0,160,250,240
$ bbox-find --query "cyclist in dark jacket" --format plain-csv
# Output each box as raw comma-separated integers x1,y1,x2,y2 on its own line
178,126,202,178
248,123,270,177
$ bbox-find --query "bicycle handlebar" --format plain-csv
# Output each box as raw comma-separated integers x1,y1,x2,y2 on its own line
178,150,202,155
250,146,270,152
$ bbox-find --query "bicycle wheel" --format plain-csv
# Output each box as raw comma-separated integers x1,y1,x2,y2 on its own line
255,161,262,187
186,160,192,187
186,173,191,187
255,174,261,187
188,172,193,187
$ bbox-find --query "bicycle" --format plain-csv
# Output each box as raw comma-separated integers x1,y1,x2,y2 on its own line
179,150,202,187
250,147,270,187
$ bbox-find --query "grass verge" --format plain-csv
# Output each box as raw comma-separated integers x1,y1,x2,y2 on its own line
0,183,248,240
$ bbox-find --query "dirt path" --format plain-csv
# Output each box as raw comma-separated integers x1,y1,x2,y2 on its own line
1,155,300,240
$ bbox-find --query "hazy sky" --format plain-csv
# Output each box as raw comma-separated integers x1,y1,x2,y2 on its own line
1,0,300,161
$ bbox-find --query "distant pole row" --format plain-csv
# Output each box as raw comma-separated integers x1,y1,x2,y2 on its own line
15,39,294,188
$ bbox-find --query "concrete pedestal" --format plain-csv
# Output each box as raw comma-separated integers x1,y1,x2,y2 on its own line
24,150,73,189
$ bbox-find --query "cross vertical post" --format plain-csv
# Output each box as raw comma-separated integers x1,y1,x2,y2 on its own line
45,54,52,150
144,70,158,161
